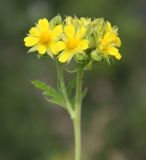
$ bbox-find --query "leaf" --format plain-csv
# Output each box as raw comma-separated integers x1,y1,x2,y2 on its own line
32,80,66,108
45,96,65,108
66,78,76,97
32,80,57,96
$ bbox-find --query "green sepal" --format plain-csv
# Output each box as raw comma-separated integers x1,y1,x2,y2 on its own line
105,56,111,65
47,50,54,59
28,46,38,53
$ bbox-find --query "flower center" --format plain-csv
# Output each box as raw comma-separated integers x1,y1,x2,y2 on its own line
39,31,52,44
66,38,78,50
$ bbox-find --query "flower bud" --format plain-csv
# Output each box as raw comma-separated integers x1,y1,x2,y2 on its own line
50,15,62,28
74,53,89,64
91,50,102,62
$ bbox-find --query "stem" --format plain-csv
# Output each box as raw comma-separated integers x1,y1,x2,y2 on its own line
56,61,74,118
56,61,84,160
73,67,84,160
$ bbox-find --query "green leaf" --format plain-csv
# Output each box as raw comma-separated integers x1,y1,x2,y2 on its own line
31,80,66,108
45,96,66,108
32,80,57,96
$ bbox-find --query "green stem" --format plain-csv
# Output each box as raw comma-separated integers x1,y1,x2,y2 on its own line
73,67,84,160
56,61,74,118
56,61,84,160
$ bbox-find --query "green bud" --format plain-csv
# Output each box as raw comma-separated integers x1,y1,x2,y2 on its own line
91,50,102,62
74,53,89,65
50,15,62,28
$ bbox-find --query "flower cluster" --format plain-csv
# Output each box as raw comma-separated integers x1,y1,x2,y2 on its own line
24,15,122,64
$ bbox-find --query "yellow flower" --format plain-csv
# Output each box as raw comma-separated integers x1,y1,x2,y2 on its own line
58,24,89,63
97,21,122,60
24,18,64,57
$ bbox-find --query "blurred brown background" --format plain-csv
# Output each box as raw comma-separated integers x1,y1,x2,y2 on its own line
0,0,146,159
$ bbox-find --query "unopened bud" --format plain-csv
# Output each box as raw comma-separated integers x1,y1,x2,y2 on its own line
91,50,102,61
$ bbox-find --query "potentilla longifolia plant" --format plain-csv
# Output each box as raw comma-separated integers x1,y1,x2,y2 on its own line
24,15,122,160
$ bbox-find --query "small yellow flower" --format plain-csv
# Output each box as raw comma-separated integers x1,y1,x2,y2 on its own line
24,18,64,57
97,21,122,60
58,24,89,63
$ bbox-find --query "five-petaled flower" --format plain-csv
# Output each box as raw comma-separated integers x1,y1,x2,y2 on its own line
24,18,64,57
58,24,89,63
97,21,122,60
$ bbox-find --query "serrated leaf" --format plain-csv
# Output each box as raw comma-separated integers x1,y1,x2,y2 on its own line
32,80,66,108
45,96,66,108
32,80,57,96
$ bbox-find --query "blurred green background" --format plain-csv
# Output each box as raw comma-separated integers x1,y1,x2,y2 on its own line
0,0,146,160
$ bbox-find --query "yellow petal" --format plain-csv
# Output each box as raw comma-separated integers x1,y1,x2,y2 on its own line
38,18,49,31
58,51,72,63
50,41,65,55
64,24,75,38
29,27,39,37
24,36,39,47
103,32,115,45
78,40,89,50
76,26,86,39
51,25,63,39
115,37,121,47
108,47,122,60
37,44,47,54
